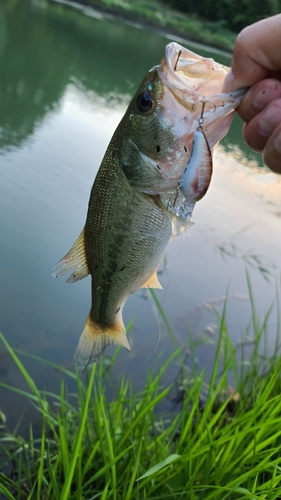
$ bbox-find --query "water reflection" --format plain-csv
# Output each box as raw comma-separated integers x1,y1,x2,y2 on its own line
0,0,263,169
0,0,141,151
0,1,67,150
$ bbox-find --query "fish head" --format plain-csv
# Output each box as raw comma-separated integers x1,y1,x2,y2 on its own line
122,67,175,153
119,42,246,194
119,67,180,191
158,42,246,151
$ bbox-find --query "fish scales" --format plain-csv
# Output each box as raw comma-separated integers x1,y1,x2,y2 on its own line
54,42,246,370
85,135,172,327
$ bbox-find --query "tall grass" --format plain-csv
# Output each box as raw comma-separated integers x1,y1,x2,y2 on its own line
1,282,281,499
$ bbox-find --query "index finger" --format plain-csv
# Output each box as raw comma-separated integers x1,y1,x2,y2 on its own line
223,14,281,92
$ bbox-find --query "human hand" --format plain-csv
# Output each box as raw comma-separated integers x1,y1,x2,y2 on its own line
223,14,281,173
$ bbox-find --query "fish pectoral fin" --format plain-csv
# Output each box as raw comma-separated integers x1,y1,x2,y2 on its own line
74,314,132,372
52,228,90,283
141,270,162,290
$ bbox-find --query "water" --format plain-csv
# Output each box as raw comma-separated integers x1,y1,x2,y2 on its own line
1,0,281,431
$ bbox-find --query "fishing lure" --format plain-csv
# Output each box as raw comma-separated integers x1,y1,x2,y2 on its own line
180,100,214,202
166,100,214,224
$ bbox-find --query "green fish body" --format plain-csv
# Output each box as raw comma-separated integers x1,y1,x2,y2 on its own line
54,43,245,369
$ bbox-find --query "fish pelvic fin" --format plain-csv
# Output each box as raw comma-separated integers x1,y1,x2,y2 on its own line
52,228,90,283
74,314,132,371
141,270,162,290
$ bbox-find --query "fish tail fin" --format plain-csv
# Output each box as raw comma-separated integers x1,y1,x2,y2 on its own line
74,314,131,371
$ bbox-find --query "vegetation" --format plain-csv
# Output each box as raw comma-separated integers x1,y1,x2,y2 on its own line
80,0,281,50
83,0,237,51
162,0,281,32
1,278,281,499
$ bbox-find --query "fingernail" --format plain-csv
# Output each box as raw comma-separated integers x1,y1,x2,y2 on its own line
259,108,279,137
274,131,281,155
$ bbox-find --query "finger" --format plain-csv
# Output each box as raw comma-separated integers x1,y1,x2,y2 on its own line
263,123,281,174
242,99,281,152
224,14,281,91
236,79,281,123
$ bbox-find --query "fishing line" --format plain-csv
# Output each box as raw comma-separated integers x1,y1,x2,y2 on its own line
146,289,162,361
146,318,162,361
146,230,191,361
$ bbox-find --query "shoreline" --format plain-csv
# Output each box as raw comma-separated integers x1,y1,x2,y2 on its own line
50,0,236,54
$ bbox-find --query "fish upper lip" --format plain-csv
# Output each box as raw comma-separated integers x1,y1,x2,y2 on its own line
158,42,246,111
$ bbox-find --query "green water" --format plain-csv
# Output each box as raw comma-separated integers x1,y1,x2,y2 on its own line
0,0,280,430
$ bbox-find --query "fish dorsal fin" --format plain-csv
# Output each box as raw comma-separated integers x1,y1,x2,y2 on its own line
52,228,90,283
141,270,162,289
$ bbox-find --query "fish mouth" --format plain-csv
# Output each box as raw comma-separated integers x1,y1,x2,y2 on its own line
150,43,247,230
134,44,247,205
158,42,246,138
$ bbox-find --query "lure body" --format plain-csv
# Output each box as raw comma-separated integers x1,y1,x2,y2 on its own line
180,129,212,202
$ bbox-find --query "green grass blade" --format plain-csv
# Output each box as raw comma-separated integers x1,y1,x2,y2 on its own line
59,363,97,500
0,482,16,500
137,453,181,481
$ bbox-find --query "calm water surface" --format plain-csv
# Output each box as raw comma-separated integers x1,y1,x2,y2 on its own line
1,0,281,430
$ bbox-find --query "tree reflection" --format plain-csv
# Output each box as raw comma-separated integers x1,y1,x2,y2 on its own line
0,0,165,152
0,1,65,150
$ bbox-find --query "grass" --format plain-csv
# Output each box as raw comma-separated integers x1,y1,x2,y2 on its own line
1,277,281,499
74,0,237,51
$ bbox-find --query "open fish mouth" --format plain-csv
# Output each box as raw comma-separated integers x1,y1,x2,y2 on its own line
161,42,232,99
158,42,246,144
153,43,247,233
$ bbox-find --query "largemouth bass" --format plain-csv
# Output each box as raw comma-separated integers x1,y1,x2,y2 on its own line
54,43,245,370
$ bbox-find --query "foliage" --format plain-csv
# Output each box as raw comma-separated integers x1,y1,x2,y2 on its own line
1,278,281,498
85,0,237,50
161,0,281,32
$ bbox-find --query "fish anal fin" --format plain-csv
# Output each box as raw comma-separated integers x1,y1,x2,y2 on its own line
74,314,131,371
141,270,162,290
52,228,89,283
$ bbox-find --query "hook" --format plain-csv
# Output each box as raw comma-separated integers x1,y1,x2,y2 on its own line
174,50,182,71
167,183,181,210
192,100,216,129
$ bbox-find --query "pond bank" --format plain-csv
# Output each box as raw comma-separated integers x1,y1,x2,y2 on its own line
50,0,237,52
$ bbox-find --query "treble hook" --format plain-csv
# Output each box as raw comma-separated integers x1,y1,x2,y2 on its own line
192,100,216,130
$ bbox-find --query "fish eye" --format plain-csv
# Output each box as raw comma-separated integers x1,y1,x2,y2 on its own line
136,91,154,113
